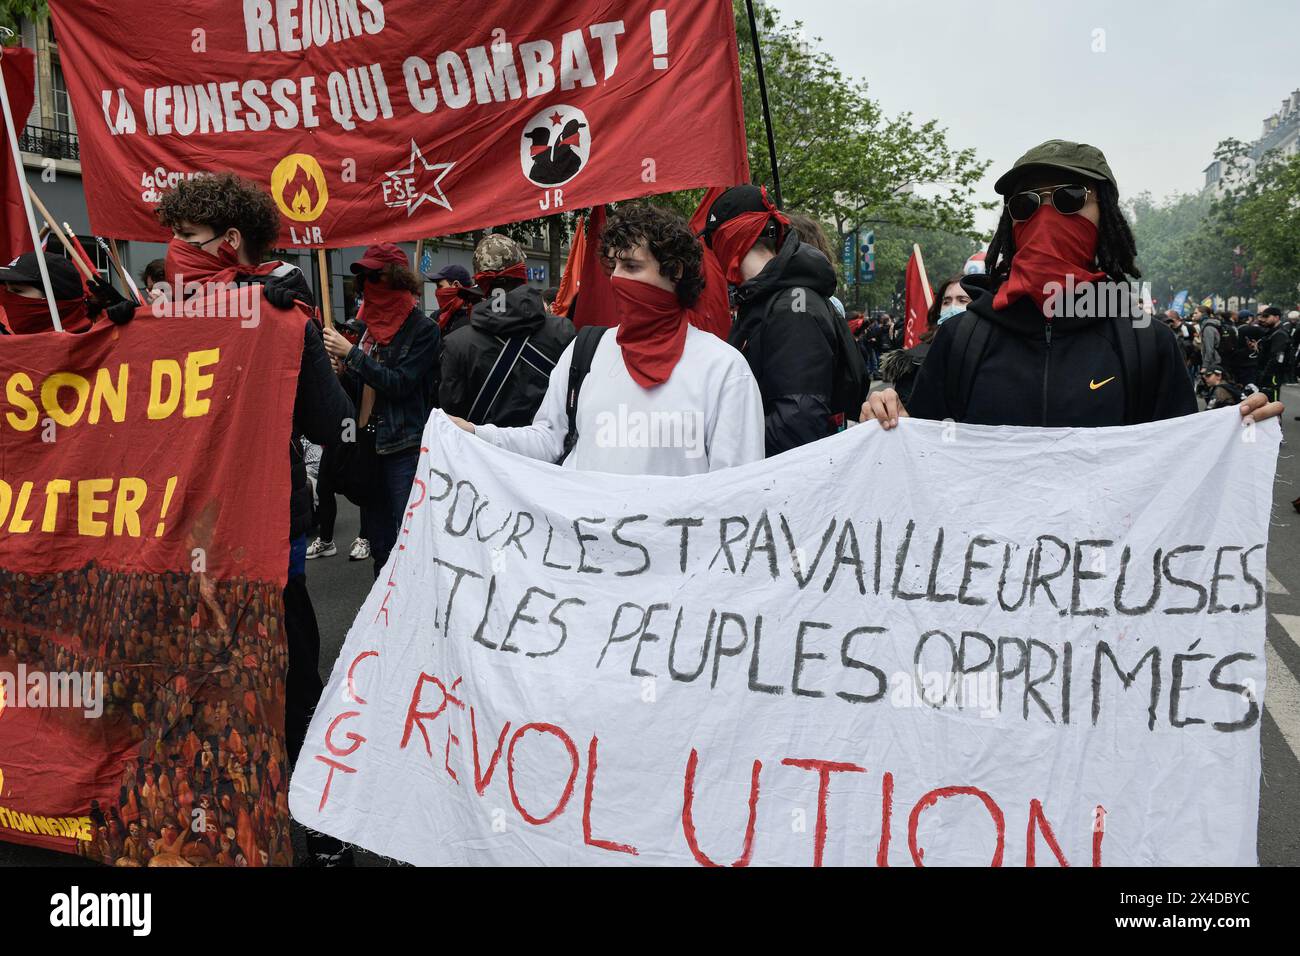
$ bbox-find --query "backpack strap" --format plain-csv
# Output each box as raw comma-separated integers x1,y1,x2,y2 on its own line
560,326,610,463
944,312,993,422
468,334,530,424
518,339,559,378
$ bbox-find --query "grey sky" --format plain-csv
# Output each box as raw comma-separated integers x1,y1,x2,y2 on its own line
765,0,1300,234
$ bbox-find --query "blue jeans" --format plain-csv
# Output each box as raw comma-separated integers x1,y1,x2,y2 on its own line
369,447,421,577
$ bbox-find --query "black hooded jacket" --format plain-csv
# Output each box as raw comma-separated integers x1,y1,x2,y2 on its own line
440,284,575,426
907,275,1197,427
729,233,845,456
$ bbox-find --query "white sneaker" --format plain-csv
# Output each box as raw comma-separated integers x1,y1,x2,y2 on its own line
349,538,371,561
306,538,336,559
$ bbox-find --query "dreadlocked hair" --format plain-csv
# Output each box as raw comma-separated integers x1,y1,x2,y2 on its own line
985,179,1140,286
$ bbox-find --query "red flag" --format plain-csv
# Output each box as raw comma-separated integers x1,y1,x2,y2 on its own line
903,245,934,350
571,205,618,330
0,47,36,262
688,186,735,339
552,215,586,318
48,0,751,249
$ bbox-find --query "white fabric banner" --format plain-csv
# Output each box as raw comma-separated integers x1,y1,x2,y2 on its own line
290,408,1281,866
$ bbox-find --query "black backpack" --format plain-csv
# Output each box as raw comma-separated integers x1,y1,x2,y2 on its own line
560,325,610,463
944,312,1159,425
1206,318,1241,361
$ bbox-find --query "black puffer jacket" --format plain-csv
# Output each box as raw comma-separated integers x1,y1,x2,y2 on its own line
907,275,1197,426
729,233,844,456
440,285,575,426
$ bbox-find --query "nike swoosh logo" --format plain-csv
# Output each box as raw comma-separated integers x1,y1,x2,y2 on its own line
1090,377,1116,391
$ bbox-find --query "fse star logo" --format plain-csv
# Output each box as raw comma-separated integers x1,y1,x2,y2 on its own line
382,140,455,217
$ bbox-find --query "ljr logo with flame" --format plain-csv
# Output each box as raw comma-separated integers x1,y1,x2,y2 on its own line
270,153,329,223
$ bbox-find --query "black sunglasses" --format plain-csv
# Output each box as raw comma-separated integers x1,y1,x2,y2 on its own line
1006,183,1092,223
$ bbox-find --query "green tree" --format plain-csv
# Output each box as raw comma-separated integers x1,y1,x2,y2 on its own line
1230,150,1300,305
1125,189,1212,304
0,2,46,40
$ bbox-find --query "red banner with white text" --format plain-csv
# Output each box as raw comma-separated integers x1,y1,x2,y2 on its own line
48,0,750,248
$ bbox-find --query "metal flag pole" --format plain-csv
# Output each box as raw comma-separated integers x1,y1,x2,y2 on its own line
0,38,62,331
745,0,782,208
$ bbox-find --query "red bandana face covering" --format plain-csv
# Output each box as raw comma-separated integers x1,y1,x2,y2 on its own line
708,187,791,285
992,206,1108,314
163,236,277,291
473,262,529,290
434,285,481,331
361,280,416,346
612,276,689,388
0,288,90,334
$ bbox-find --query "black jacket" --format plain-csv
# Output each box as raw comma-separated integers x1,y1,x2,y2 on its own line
343,307,440,455
908,276,1197,427
440,285,575,427
730,233,841,456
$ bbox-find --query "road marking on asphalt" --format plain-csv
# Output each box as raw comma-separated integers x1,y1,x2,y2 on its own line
1277,614,1300,650
1267,616,1300,762
1268,570,1289,595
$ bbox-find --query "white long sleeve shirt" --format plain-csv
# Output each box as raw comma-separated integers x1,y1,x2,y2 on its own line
475,324,765,475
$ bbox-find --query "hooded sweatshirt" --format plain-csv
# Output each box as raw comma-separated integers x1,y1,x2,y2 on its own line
439,283,576,427
729,233,857,456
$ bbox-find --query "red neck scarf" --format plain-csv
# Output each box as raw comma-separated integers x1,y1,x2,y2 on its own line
612,276,689,388
992,207,1108,314
434,285,481,331
0,288,91,334
709,188,790,285
163,236,279,298
473,261,528,291
362,282,415,346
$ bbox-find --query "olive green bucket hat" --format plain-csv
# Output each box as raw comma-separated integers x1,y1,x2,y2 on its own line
994,139,1118,195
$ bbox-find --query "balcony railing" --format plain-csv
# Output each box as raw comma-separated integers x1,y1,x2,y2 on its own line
19,125,79,161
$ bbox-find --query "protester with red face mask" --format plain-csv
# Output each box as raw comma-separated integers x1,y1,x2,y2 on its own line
704,185,868,458
321,243,440,578
0,252,92,334
149,172,355,866
438,234,574,429
448,205,763,475
424,263,481,335
861,140,1283,428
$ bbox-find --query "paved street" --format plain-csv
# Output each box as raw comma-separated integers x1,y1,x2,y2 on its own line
5,387,1300,866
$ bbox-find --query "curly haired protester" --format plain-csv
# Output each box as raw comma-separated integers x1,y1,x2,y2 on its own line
448,204,763,475
130,172,356,865
861,140,1283,429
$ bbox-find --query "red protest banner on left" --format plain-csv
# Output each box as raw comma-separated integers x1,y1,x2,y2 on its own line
0,310,302,865
47,0,750,249
0,310,301,580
